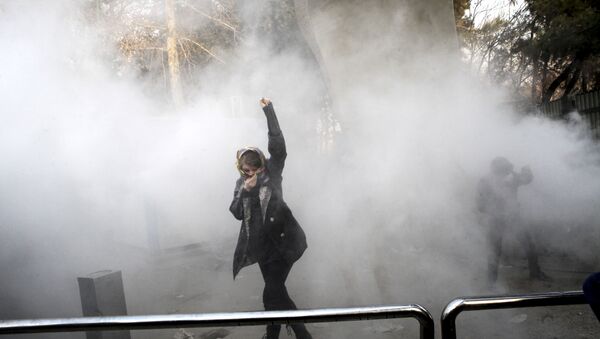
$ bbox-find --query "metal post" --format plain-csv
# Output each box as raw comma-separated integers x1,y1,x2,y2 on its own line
441,291,586,339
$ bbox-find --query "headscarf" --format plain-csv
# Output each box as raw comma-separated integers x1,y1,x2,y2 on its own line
235,147,266,176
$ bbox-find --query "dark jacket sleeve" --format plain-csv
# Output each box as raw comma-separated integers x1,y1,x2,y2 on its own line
229,177,245,220
514,166,533,186
263,102,287,178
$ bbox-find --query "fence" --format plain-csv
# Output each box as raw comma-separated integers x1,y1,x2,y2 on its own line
1,291,594,338
539,91,600,136
441,291,587,339
0,305,434,339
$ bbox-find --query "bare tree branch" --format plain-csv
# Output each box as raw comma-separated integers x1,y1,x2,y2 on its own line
179,37,226,64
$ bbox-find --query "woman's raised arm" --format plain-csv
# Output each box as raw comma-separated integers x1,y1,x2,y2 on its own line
260,98,286,178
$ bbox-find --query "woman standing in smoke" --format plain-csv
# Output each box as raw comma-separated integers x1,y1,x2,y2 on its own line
229,98,312,339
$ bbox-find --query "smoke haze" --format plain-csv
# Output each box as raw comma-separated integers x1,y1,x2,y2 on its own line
0,0,599,338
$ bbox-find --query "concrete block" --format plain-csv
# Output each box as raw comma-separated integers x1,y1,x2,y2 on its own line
77,270,131,339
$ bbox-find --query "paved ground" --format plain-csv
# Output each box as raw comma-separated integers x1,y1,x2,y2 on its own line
118,240,600,339
8,240,596,339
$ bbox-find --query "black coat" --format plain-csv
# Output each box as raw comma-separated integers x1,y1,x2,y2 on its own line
229,103,307,279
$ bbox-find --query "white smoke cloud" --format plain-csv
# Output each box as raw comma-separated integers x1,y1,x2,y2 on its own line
0,1,598,338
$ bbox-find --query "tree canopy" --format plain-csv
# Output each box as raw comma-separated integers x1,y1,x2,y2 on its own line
456,0,600,103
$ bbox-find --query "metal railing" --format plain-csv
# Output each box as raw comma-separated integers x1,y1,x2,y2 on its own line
0,305,434,339
441,290,587,339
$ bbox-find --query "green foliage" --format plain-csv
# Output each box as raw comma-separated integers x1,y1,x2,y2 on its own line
457,0,600,103
525,0,600,58
524,0,600,101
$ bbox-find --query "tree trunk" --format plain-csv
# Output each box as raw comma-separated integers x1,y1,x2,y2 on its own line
293,0,337,153
543,51,590,103
531,56,538,101
166,0,183,107
539,56,549,104
563,65,582,97
542,58,576,103
529,20,538,101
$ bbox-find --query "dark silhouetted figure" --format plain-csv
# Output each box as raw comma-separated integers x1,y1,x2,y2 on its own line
229,98,312,339
477,157,550,284
583,272,600,321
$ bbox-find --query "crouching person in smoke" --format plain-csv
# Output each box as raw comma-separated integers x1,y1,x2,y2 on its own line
477,157,551,285
229,98,312,339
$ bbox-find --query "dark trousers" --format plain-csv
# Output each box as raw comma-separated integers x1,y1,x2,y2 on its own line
486,218,542,282
259,259,311,339
583,272,600,322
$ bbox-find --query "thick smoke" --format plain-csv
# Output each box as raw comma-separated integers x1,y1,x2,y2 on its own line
0,0,598,338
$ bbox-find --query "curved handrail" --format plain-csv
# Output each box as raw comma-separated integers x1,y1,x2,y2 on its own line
441,291,586,339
